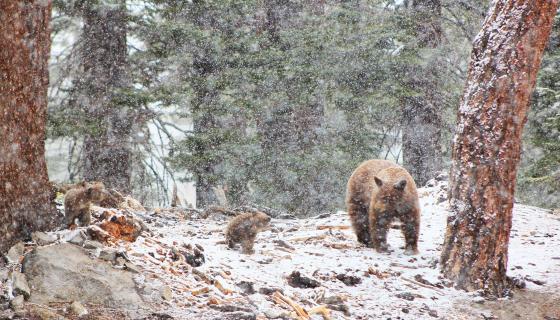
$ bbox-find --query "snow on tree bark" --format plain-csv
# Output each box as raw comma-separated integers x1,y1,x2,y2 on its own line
0,0,57,252
440,0,559,296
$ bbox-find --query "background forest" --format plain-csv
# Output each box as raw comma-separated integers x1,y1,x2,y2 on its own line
46,0,560,215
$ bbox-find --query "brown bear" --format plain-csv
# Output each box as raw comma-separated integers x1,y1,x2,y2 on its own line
225,211,271,254
64,181,112,228
346,159,420,255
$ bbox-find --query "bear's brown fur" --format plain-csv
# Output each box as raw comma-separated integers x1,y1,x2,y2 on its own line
225,211,271,254
346,159,420,254
64,181,112,228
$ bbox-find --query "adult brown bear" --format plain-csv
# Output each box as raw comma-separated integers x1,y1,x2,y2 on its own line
346,159,420,255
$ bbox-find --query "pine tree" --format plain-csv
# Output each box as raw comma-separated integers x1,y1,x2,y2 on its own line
440,0,559,296
0,0,57,252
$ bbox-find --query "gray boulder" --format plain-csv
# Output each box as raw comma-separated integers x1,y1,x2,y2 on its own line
22,243,146,311
31,232,57,246
10,272,30,299
5,242,24,264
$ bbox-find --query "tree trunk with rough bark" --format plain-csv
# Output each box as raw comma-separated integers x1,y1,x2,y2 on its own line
440,0,559,297
77,1,132,194
0,0,57,252
401,0,443,187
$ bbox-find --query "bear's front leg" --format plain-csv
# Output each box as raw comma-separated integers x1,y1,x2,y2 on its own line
348,201,371,246
241,235,256,254
79,209,91,226
400,212,419,255
370,210,391,252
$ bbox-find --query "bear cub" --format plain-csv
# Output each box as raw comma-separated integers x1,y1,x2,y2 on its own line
225,211,271,254
346,159,420,255
64,181,112,228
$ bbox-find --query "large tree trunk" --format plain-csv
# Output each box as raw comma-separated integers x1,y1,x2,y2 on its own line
440,0,558,296
77,1,132,193
0,0,57,252
401,0,443,187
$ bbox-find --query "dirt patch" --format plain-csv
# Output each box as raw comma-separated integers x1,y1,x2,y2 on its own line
459,289,560,320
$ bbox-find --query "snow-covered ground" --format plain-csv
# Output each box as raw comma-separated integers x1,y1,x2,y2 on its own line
121,181,560,319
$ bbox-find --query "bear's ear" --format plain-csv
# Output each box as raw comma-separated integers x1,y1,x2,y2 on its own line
393,179,407,191
86,186,94,196
374,176,383,187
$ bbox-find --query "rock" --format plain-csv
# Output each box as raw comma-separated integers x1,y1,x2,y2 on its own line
29,304,64,320
70,301,88,317
0,269,8,282
318,295,350,316
435,171,448,181
5,242,24,264
263,308,291,319
160,286,172,301
509,275,526,289
32,232,57,246
115,257,126,266
314,213,331,219
277,213,297,220
9,296,24,311
236,281,256,295
287,271,321,289
99,249,117,262
184,248,205,267
22,243,145,311
395,292,415,301
335,273,362,286
0,309,14,319
258,287,283,296
124,262,141,273
65,230,87,246
11,272,30,299
210,187,228,207
272,240,294,251
212,311,256,320
82,240,103,250
209,304,253,313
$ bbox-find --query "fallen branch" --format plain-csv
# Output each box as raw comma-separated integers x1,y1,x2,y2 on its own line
389,262,418,269
272,291,310,320
290,234,328,243
317,225,351,230
214,279,234,295
402,277,444,295
308,305,332,320
191,287,210,296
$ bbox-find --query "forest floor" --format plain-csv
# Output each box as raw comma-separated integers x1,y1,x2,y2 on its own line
2,179,559,319
118,179,560,319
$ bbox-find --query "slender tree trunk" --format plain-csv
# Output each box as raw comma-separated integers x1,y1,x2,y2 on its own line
77,1,132,193
440,0,558,296
402,0,443,187
0,0,57,252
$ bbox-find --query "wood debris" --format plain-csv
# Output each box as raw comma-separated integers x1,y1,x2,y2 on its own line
272,291,310,320
317,225,351,230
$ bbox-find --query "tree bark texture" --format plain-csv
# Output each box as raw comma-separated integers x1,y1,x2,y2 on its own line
402,0,443,187
77,1,133,193
0,0,57,252
440,0,558,296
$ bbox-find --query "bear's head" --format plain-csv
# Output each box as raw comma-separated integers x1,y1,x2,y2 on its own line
372,176,408,211
251,211,271,229
85,181,112,203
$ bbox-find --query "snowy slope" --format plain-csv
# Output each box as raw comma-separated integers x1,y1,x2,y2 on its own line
118,180,560,319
